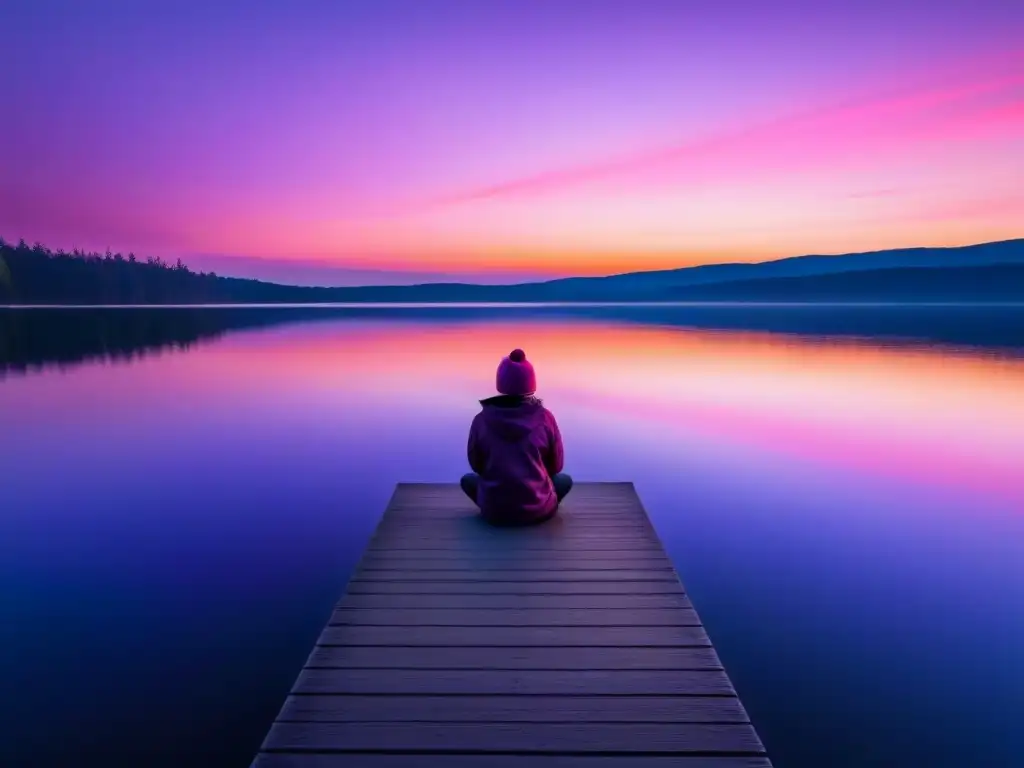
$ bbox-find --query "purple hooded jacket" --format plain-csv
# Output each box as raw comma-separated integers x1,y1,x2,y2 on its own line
467,394,564,523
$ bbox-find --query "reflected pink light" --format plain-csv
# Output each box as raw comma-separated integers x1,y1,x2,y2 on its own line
8,318,1023,512
562,387,1024,509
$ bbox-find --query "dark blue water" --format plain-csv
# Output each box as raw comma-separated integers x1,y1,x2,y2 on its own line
2,304,1023,767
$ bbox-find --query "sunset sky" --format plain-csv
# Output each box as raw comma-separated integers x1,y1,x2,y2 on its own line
2,0,1023,285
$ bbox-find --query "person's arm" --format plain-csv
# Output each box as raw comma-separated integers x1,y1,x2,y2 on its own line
543,410,564,476
467,414,486,473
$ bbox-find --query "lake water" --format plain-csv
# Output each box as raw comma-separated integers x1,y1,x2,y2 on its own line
2,304,1023,767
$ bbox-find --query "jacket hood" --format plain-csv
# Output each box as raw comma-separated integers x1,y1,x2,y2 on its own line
478,395,545,440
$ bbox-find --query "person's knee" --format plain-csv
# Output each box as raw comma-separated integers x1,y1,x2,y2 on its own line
553,472,573,498
460,473,478,497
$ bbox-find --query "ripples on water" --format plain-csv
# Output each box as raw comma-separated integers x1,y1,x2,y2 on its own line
2,304,1023,768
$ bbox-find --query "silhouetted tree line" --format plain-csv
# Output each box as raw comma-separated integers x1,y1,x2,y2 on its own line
4,235,1023,307
0,237,234,304
0,237,556,304
0,236,464,304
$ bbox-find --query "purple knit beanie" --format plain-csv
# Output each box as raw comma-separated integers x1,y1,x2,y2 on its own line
495,348,537,396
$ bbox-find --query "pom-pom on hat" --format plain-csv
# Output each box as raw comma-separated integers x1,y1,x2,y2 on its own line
496,348,537,396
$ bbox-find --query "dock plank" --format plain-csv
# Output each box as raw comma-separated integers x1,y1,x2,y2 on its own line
317,624,712,646
374,533,660,542
328,607,700,626
361,543,668,555
254,757,772,768
357,553,676,568
335,592,694,609
304,645,721,670
371,520,661,540
356,561,675,573
345,580,687,595
262,722,765,753
276,693,746,722
252,482,771,767
291,668,736,696
350,570,678,582
366,543,669,552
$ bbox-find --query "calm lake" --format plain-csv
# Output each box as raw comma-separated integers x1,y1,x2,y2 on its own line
2,304,1023,767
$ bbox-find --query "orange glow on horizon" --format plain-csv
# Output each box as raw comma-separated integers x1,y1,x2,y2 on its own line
201,228,1024,278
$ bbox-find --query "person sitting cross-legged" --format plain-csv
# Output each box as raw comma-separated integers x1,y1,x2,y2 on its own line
460,348,572,526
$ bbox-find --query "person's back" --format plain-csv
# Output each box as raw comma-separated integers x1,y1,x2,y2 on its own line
461,348,572,525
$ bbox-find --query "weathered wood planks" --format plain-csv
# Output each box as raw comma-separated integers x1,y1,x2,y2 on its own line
251,482,772,767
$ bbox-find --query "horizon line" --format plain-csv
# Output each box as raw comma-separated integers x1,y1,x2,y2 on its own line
2,234,1022,289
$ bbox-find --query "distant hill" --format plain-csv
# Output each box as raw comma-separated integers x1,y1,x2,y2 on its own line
664,263,1024,302
2,236,1022,304
541,238,1024,295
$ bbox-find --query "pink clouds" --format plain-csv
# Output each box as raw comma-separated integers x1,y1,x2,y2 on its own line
429,61,1024,209
906,191,1024,224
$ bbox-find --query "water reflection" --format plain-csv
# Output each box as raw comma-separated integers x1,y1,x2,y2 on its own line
2,305,1023,768
4,303,1024,377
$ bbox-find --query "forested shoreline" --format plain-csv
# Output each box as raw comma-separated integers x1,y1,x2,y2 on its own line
0,238,245,304
3,236,1023,305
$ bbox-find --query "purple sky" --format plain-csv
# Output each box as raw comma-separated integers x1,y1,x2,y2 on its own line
2,0,1022,285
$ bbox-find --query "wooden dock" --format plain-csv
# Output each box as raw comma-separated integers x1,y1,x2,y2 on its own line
252,482,772,767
